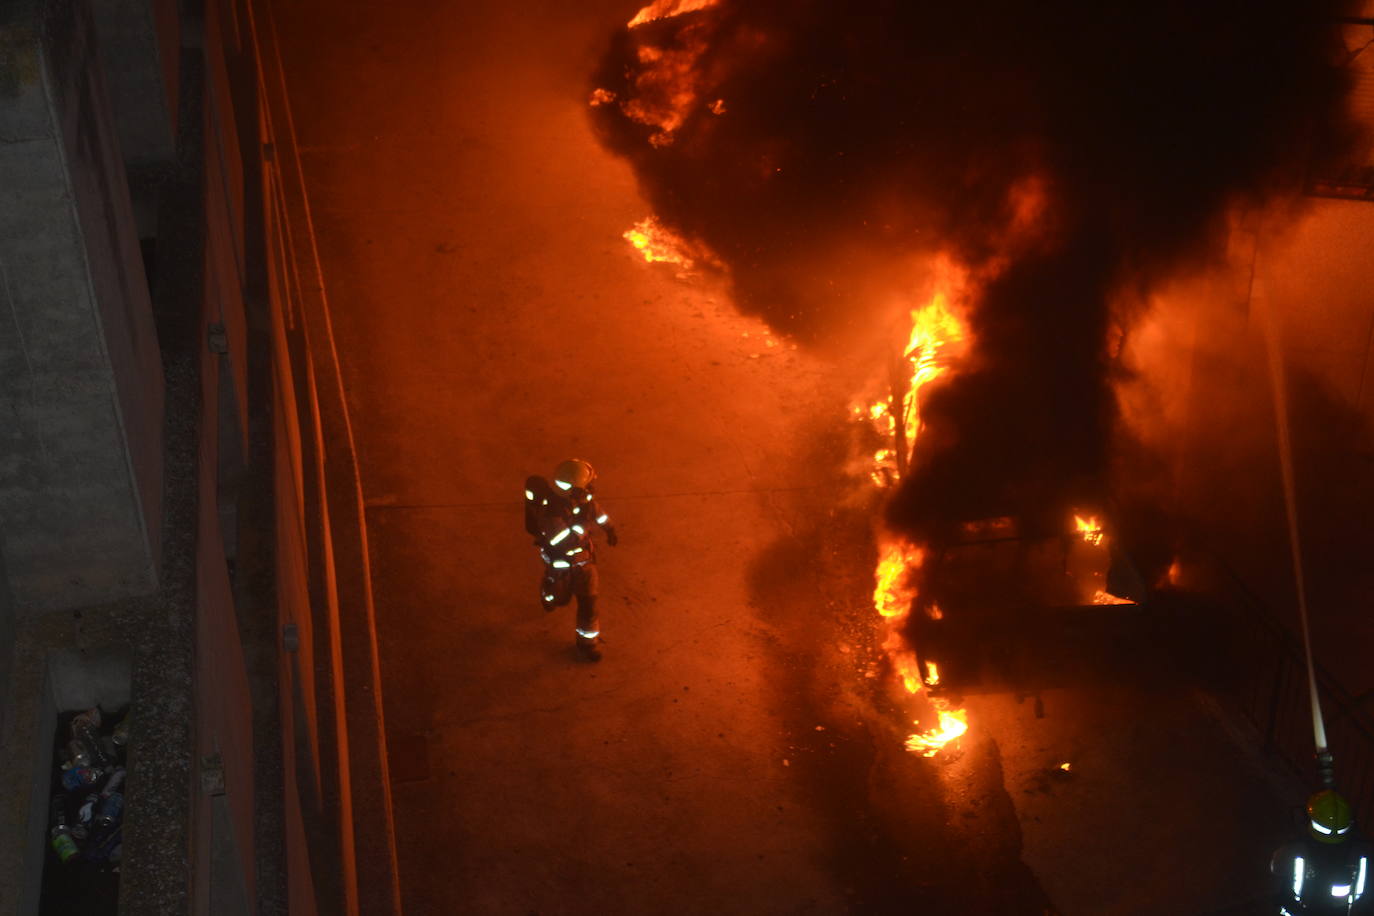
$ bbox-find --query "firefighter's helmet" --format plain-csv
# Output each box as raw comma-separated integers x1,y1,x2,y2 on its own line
1307,790,1354,844
553,458,596,492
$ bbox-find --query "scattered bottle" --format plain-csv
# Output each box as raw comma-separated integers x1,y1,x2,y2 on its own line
102,767,126,796
69,708,101,733
73,792,98,840
49,796,79,865
94,791,123,831
71,712,111,769
111,710,130,749
65,738,92,769
49,708,129,877
60,766,102,793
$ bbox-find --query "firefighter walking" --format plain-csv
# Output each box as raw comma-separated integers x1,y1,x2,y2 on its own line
525,458,618,661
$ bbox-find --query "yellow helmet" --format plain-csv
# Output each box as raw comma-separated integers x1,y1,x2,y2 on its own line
1307,790,1354,844
553,458,596,492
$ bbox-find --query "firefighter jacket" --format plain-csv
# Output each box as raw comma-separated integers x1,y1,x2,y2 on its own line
537,511,594,570
1273,837,1371,913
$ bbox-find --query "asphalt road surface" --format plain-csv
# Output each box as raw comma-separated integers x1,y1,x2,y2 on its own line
272,1,1303,912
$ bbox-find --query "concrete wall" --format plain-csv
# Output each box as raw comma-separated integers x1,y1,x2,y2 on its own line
195,354,257,914
47,644,131,710
252,1,402,907
0,2,397,912
0,552,12,735
0,0,164,611
197,3,260,911
17,657,57,916
0,3,193,909
89,0,179,169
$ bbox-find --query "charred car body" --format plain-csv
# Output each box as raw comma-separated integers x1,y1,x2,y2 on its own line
904,510,1148,694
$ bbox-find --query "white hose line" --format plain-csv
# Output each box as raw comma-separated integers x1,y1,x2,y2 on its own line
1253,275,1330,758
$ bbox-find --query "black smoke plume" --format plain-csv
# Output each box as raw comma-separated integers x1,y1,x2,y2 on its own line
590,0,1360,539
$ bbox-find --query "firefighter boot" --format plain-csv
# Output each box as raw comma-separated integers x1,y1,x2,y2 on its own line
575,594,601,662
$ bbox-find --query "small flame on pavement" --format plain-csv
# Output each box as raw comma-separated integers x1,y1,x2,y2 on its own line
1059,762,1072,772
906,700,970,758
623,217,696,268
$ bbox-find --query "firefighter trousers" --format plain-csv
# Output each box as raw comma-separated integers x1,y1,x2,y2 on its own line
575,594,599,647
541,564,600,646
572,564,600,646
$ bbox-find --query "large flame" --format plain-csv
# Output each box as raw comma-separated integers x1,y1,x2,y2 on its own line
873,541,923,618
857,271,970,487
900,292,967,448
866,276,971,759
873,543,970,757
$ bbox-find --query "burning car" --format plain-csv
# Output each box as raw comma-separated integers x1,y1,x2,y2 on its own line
906,510,1147,694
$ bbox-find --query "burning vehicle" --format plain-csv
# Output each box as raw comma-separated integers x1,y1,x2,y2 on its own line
855,284,1145,747
903,510,1145,695
592,0,1359,757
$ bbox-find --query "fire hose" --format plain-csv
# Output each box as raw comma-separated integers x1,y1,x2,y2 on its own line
1255,275,1335,788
